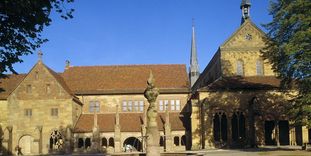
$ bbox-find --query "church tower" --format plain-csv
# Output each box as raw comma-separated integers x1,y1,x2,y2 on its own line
241,0,251,24
189,20,200,88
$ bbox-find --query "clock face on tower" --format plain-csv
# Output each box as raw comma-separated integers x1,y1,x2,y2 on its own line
245,33,252,41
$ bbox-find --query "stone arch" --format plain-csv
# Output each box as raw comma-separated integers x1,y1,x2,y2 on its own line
49,129,63,151
173,136,179,146
231,111,246,142
85,138,91,149
159,136,164,146
123,137,141,152
101,137,107,147
18,135,34,155
77,138,84,148
213,111,228,142
108,137,114,147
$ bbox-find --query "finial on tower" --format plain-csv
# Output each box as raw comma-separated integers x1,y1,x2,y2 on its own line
65,60,70,70
240,0,251,24
38,50,43,62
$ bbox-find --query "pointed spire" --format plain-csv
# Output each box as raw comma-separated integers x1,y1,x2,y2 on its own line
240,0,251,24
189,18,200,88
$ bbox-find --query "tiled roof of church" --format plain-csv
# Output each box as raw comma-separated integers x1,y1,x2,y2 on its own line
74,112,186,133
61,64,189,94
0,74,26,100
198,76,282,91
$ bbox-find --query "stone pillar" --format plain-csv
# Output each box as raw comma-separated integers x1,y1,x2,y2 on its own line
164,110,172,152
227,115,232,147
191,99,201,150
289,123,296,146
114,105,121,153
37,126,43,154
302,126,309,144
144,72,160,156
248,104,256,147
275,120,280,147
7,126,13,155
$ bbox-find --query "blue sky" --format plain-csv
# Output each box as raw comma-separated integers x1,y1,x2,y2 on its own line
13,0,272,73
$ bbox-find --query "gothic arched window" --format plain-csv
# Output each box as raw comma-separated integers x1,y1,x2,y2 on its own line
236,60,244,76
256,59,264,76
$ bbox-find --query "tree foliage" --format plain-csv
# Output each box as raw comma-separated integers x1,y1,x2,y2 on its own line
262,0,311,126
0,0,74,75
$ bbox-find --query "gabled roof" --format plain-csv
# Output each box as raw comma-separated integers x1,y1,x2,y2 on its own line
0,74,26,100
0,64,190,99
220,19,266,48
198,76,281,91
74,112,186,133
61,64,189,95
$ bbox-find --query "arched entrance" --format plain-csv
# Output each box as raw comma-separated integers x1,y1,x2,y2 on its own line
123,137,141,152
19,135,34,155
49,130,63,151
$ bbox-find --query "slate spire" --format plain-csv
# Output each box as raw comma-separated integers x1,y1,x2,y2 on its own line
240,0,251,24
189,19,200,88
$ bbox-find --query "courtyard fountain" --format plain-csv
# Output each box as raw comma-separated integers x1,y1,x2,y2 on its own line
144,72,161,156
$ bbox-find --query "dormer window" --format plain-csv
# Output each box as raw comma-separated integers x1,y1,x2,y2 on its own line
236,60,244,76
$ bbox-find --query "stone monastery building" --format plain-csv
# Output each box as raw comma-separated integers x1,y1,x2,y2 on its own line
0,0,310,155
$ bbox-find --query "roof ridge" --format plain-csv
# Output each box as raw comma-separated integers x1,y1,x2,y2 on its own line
67,64,186,68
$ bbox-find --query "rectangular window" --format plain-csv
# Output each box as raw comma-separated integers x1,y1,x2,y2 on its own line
159,100,163,111
134,101,139,112
176,100,181,111
128,101,132,112
89,101,100,113
26,85,32,93
25,109,32,117
139,101,144,112
171,100,175,111
51,108,58,117
256,60,264,76
122,101,127,112
164,100,169,110
46,84,51,94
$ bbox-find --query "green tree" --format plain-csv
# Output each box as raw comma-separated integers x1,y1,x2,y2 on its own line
262,0,311,126
0,0,74,75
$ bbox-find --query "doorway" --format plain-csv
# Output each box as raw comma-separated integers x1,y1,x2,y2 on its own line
19,135,34,155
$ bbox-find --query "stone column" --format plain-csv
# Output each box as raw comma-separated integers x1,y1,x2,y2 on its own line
37,126,43,154
144,72,160,156
190,99,201,150
302,126,309,144
164,109,172,152
227,115,232,147
275,120,280,147
114,105,121,153
7,126,13,155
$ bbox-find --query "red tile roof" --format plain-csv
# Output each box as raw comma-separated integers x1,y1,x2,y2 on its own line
61,64,189,94
0,74,26,100
74,112,186,133
0,64,189,99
